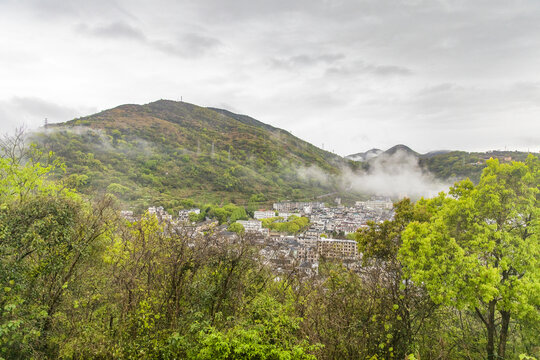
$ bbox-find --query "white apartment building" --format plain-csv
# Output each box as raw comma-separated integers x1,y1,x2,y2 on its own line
237,220,263,233
254,210,276,220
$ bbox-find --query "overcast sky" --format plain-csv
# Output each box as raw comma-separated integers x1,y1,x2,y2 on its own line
1,0,539,155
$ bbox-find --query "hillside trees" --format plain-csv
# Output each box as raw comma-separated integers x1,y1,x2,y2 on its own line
0,135,116,358
399,157,540,360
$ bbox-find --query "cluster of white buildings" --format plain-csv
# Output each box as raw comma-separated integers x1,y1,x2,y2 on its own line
121,197,395,276
302,198,393,239
253,210,301,220
272,201,325,214
256,198,394,275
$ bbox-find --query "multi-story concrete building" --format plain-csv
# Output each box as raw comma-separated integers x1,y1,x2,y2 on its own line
277,212,301,220
254,210,276,220
273,201,325,213
355,199,393,211
334,220,363,234
237,220,263,233
317,238,358,260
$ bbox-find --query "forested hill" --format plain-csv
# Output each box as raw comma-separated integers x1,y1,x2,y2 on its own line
32,100,348,211
348,144,533,183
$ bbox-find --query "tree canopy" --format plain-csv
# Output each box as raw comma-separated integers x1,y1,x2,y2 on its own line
399,156,540,360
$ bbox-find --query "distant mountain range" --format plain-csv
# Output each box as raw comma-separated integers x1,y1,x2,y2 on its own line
31,99,535,211
345,148,383,162
345,144,452,161
346,144,532,183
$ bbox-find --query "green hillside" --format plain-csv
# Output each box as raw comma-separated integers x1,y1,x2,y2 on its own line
354,145,534,184
32,100,350,212
419,150,532,183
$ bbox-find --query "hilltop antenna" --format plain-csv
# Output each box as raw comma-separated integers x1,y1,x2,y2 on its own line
181,96,183,102
44,118,48,129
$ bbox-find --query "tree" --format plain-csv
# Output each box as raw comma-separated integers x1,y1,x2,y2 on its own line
228,222,245,234
399,157,540,360
229,207,247,223
178,294,318,360
0,137,116,358
353,199,440,359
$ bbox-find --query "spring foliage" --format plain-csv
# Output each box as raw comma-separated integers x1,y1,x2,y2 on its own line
0,137,538,359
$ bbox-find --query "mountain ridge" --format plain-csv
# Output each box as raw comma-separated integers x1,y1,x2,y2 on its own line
36,99,353,211
34,99,535,211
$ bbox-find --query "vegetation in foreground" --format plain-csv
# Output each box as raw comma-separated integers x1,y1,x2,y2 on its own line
0,135,538,359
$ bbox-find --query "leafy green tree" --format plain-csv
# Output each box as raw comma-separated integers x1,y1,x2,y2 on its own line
354,199,435,359
262,216,309,234
0,145,115,358
228,222,245,234
168,294,318,360
229,207,248,223
188,211,200,222
399,157,540,360
0,147,65,203
107,182,130,196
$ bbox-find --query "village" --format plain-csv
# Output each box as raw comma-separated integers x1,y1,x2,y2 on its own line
121,197,395,276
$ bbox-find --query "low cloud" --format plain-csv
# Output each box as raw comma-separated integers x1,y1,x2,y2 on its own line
33,126,154,157
299,150,450,200
343,150,450,199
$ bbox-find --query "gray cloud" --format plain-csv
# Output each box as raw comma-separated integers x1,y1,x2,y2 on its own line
152,33,222,57
76,22,146,40
76,20,221,58
1,0,539,153
5,0,135,20
326,61,413,77
271,53,345,69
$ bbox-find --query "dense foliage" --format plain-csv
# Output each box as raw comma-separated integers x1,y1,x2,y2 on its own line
419,150,531,183
400,156,540,360
0,135,538,359
261,216,310,234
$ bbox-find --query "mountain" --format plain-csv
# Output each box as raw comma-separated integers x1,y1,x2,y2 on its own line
33,100,352,211
383,144,419,157
346,144,417,162
344,148,382,162
422,150,452,158
347,145,533,183
418,150,532,183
